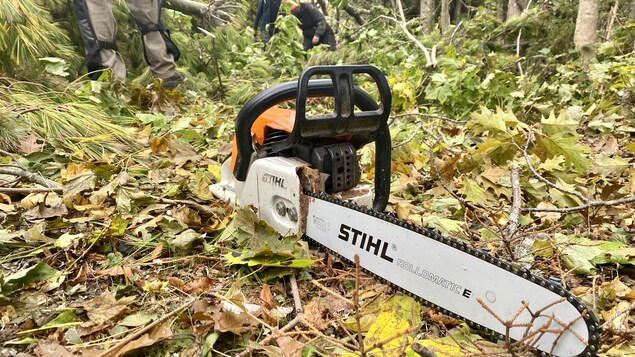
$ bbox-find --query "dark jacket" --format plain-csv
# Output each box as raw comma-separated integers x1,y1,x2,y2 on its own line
290,3,328,37
254,0,281,31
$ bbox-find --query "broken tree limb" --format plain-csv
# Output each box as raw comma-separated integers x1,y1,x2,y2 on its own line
163,0,235,27
503,163,522,238
0,166,63,193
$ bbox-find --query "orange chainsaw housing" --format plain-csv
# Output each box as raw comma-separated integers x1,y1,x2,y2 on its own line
230,107,295,172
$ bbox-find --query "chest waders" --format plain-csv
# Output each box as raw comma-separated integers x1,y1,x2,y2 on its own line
74,0,117,79
73,0,180,80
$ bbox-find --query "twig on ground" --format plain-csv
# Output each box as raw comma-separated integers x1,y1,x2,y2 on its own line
235,273,307,357
0,149,19,163
96,298,195,357
519,133,635,213
503,163,523,240
353,255,365,356
0,166,63,193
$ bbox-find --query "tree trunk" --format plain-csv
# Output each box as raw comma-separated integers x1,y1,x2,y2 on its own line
496,0,505,21
573,0,600,58
452,0,462,23
419,0,435,32
440,0,450,33
506,0,527,21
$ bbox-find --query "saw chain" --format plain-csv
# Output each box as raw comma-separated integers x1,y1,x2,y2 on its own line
304,190,601,356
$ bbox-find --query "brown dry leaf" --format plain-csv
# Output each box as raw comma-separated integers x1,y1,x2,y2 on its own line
427,309,460,326
20,193,50,209
167,140,201,167
480,166,509,185
276,335,304,357
113,323,173,357
95,266,137,282
19,134,44,154
600,300,633,330
76,291,135,336
168,276,185,289
305,295,352,330
68,264,92,285
190,299,214,339
172,206,202,226
150,136,169,154
259,284,277,325
212,304,258,335
0,192,11,204
182,277,214,295
60,163,92,180
24,200,68,220
304,299,329,330
34,339,73,357
533,202,561,222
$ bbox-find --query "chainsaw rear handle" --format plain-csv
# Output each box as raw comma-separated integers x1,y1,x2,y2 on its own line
233,66,392,212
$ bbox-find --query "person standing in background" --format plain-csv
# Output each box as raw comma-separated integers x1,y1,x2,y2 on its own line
254,0,282,43
73,0,183,88
289,2,336,51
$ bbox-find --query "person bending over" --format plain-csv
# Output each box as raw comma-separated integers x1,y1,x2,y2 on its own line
289,2,336,51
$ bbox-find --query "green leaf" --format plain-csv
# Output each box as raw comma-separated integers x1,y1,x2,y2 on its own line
419,216,466,235
535,133,589,172
538,155,566,172
1,262,62,295
20,310,81,333
459,177,494,205
221,207,315,269
39,57,69,77
557,236,628,274
590,155,630,176
466,107,527,139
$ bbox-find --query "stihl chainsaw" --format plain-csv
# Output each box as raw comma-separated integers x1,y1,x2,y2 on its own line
210,65,601,356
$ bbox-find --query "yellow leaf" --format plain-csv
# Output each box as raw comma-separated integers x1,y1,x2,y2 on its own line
409,339,463,357
363,295,421,356
208,164,222,182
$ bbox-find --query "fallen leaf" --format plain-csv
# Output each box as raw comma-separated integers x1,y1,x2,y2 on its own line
1,262,62,295
182,277,214,294
76,291,135,336
34,339,73,357
276,335,304,357
19,134,44,154
533,202,561,222
113,323,173,357
363,295,422,356
259,284,277,325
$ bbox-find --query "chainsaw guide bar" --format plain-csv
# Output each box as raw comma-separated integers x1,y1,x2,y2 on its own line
303,191,601,357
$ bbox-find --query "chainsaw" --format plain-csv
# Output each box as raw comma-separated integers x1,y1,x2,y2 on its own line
210,65,601,356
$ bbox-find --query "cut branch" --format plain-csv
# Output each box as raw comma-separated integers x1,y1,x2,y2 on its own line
390,0,437,67
503,163,522,238
164,0,235,27
0,166,63,193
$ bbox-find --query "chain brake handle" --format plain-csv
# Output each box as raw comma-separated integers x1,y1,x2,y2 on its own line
233,65,392,211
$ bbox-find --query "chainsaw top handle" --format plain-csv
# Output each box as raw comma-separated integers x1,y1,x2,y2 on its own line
233,65,392,212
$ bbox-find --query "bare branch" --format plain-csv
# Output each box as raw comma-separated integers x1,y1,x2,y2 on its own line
503,163,522,238
0,166,63,193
